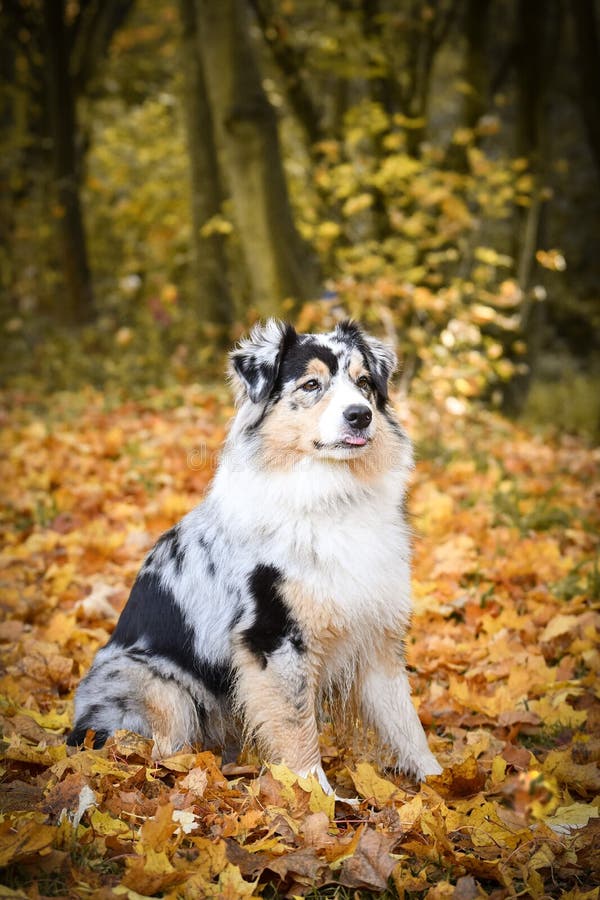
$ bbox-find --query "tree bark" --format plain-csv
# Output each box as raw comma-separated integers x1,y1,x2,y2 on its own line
571,0,600,180
43,0,94,323
178,0,234,330
71,0,133,95
463,0,492,130
198,0,320,315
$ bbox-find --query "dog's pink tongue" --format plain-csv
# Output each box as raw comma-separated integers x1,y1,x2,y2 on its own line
344,435,367,446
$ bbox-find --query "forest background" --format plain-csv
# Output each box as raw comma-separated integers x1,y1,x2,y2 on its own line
1,0,599,433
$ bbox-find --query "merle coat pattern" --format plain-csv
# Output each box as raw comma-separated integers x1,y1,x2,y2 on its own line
68,320,442,793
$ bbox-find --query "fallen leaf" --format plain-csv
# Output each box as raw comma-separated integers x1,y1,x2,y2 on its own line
348,762,402,806
339,827,397,890
543,802,600,834
0,818,56,867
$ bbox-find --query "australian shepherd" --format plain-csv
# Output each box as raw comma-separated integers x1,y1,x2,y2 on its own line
68,320,441,793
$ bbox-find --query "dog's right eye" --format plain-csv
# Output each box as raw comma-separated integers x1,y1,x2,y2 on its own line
301,379,320,392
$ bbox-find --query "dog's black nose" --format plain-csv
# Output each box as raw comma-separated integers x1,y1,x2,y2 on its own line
343,404,372,429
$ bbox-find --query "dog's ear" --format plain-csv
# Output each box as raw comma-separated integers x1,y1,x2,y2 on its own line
230,319,296,403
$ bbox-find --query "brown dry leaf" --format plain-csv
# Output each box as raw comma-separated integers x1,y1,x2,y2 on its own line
501,742,533,770
544,749,600,796
121,848,188,895
266,846,328,882
42,771,93,820
0,779,44,813
301,811,336,849
180,765,208,797
339,826,397,890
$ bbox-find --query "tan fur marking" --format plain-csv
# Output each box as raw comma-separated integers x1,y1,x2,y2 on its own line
304,358,331,381
232,644,321,772
142,678,198,759
260,393,334,467
348,350,368,382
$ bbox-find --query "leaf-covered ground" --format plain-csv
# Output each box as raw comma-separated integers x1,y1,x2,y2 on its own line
0,386,599,899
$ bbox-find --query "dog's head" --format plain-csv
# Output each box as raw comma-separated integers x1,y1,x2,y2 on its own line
230,320,403,466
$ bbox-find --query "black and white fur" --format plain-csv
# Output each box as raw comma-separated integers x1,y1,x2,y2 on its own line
68,320,441,792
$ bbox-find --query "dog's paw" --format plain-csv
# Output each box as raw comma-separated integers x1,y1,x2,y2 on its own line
298,763,335,795
415,754,443,780
392,752,443,782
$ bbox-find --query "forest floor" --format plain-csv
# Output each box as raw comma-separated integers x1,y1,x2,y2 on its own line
0,385,599,899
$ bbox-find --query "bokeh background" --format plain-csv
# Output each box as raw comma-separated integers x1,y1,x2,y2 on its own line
2,0,599,437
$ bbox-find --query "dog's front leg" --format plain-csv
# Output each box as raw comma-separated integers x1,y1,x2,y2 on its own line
234,643,332,794
360,655,442,781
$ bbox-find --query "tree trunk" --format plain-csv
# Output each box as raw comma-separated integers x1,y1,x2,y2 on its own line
178,0,234,331
571,0,600,180
42,0,94,323
463,0,492,130
198,0,319,316
503,0,561,415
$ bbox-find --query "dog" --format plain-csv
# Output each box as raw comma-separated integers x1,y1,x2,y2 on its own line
67,319,442,793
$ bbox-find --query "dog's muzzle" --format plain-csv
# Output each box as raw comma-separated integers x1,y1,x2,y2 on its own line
342,404,372,446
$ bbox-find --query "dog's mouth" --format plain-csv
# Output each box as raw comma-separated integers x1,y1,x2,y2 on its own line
313,434,372,451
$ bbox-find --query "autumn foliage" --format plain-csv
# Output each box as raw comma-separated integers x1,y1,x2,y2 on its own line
0,385,598,898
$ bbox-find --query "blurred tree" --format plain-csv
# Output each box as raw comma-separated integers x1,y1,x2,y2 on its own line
197,0,320,314
43,0,93,323
571,0,600,180
178,0,234,331
463,0,492,131
249,0,324,148
42,0,132,323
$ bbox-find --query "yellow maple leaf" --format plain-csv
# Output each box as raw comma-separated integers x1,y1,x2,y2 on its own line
543,803,600,834
88,809,133,839
189,837,228,879
0,818,56,868
267,763,335,818
205,863,259,899
348,762,402,806
18,707,71,733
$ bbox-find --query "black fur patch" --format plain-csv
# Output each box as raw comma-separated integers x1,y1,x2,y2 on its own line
110,572,232,697
66,723,109,748
276,340,339,388
110,572,194,664
233,323,297,403
198,535,216,577
195,660,234,697
242,564,305,667
156,526,186,574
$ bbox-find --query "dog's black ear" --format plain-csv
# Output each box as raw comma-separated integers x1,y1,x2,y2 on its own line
335,320,397,401
230,319,296,403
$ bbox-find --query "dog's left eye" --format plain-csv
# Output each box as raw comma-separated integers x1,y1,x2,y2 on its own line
301,379,320,392
356,375,372,391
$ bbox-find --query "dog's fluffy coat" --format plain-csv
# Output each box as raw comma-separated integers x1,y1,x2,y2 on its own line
68,320,441,791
